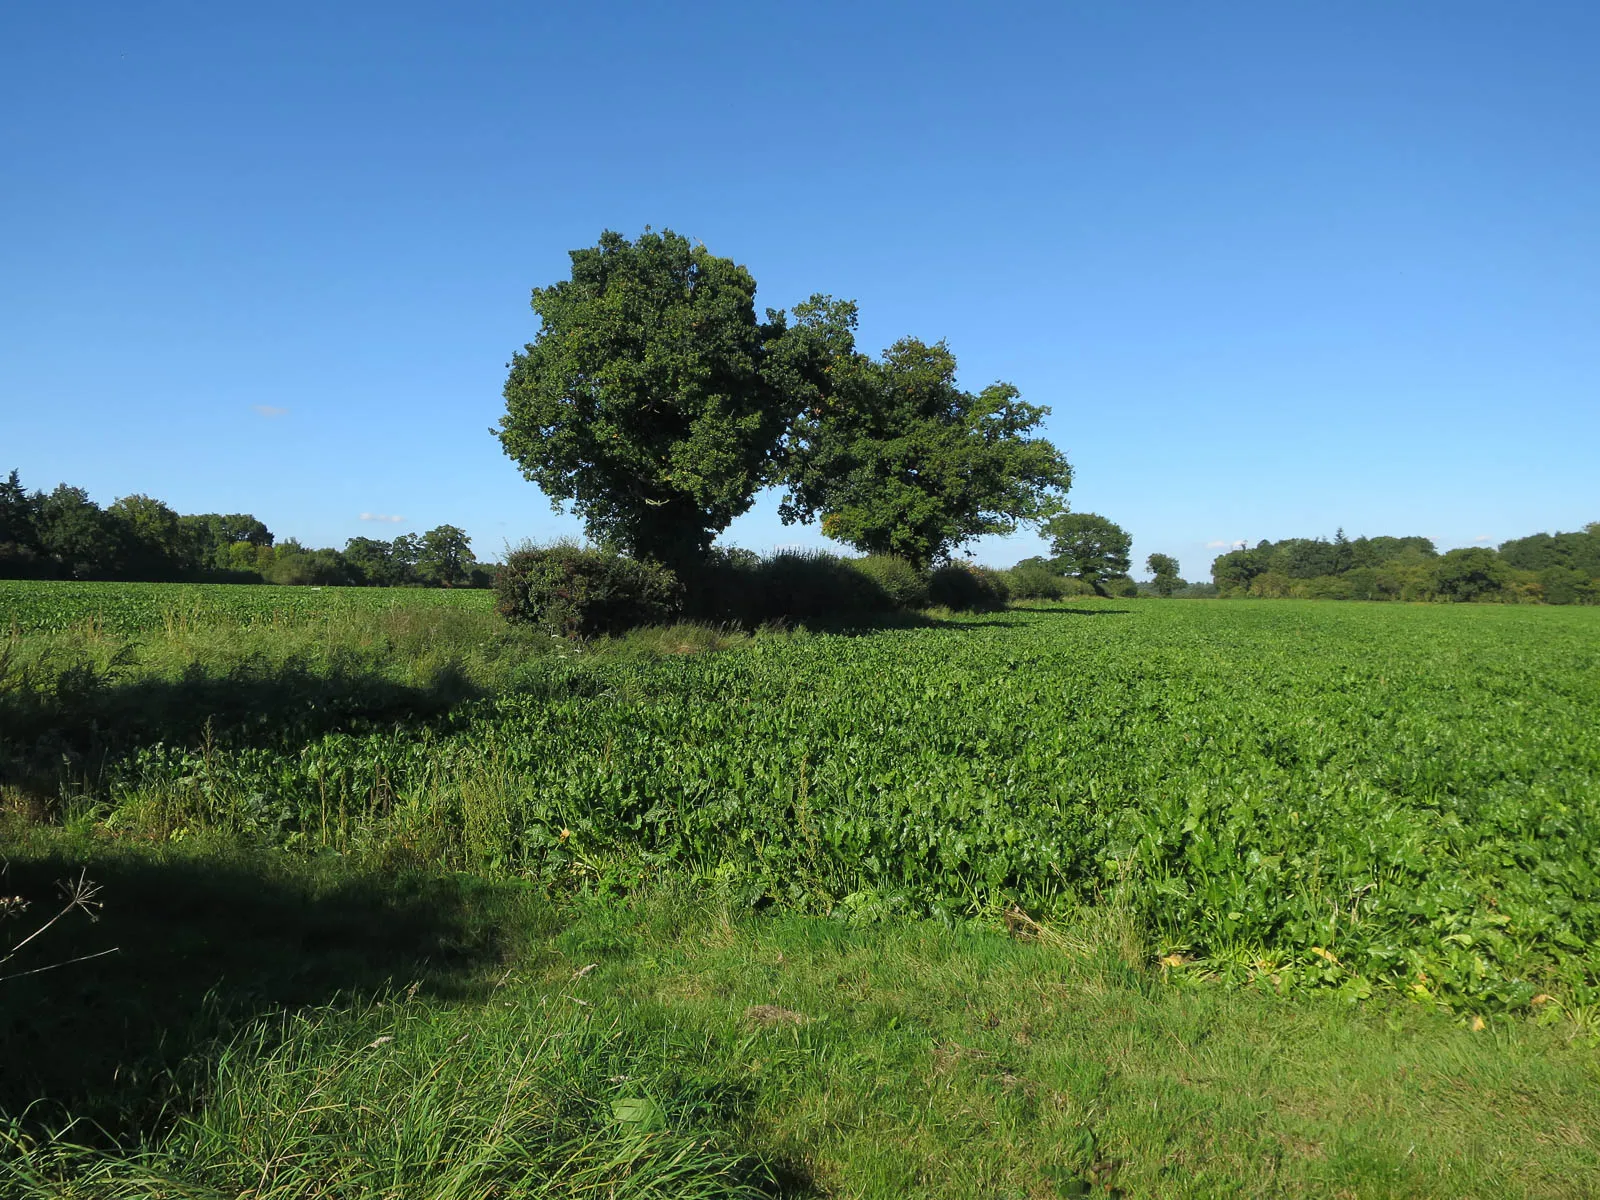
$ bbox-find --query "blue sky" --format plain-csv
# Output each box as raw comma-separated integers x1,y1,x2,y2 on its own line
3,1,1596,580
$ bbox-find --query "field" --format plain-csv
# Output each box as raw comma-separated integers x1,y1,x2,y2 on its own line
0,578,493,635
3,584,1599,1196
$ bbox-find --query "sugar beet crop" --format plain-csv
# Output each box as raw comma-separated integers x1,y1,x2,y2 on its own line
4,588,1598,1013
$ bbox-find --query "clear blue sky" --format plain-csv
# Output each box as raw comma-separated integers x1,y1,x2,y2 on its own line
3,1,1596,579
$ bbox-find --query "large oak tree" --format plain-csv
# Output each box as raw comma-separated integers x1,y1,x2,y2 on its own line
497,229,840,572
1046,511,1131,596
780,334,1071,570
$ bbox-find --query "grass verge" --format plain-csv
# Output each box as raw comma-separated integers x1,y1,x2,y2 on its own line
3,835,1596,1199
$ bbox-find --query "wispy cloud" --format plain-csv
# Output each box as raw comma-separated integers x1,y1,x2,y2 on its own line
1472,534,1493,544
1205,539,1240,549
252,404,288,418
359,512,406,524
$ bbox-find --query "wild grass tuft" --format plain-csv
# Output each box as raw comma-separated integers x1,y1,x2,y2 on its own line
2,996,780,1199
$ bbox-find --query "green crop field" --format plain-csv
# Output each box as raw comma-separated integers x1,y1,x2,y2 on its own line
0,578,493,635
3,590,1599,1197
6,589,1597,1012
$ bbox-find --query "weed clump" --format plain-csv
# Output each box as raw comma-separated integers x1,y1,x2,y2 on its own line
928,563,1010,612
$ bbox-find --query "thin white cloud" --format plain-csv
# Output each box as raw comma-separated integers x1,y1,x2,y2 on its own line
1472,534,1493,543
1204,539,1238,549
359,512,406,524
252,404,288,418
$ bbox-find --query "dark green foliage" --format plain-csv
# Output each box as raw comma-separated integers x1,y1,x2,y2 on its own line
106,495,187,578
1004,557,1066,600
927,563,1010,612
781,333,1071,570
497,229,838,572
1499,527,1600,575
1539,566,1593,606
180,512,274,575
37,485,129,578
0,473,51,577
495,543,683,638
851,555,930,610
1213,533,1442,597
415,524,476,587
1145,552,1181,597
1044,512,1131,596
1433,547,1514,602
1274,534,1347,578
1196,529,1600,605
342,536,412,587
1349,534,1438,568
0,469,43,552
1209,544,1268,592
265,541,358,586
0,470,488,589
682,548,896,627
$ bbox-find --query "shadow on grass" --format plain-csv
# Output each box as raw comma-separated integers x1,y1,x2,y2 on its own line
0,843,541,1143
0,657,603,807
1,656,486,769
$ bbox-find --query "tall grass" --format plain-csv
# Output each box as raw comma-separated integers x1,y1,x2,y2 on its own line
1,996,779,1199
5,871,1596,1198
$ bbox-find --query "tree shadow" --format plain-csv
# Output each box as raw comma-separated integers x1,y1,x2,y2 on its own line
2,656,486,771
0,658,608,806
0,845,539,1142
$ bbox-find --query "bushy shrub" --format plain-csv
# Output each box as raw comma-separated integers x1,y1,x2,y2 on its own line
685,549,893,626
266,547,356,587
1005,557,1064,600
495,543,682,638
928,564,1010,612
1248,571,1294,599
1293,574,1356,601
1433,548,1512,602
1542,566,1593,604
854,555,930,609
1341,567,1384,601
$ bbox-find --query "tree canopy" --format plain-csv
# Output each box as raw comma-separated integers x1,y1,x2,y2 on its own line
1045,512,1131,596
497,229,840,571
780,332,1071,570
416,524,474,587
1146,552,1181,597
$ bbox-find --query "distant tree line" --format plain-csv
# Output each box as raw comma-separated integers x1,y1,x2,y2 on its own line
0,470,490,587
1208,526,1600,604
